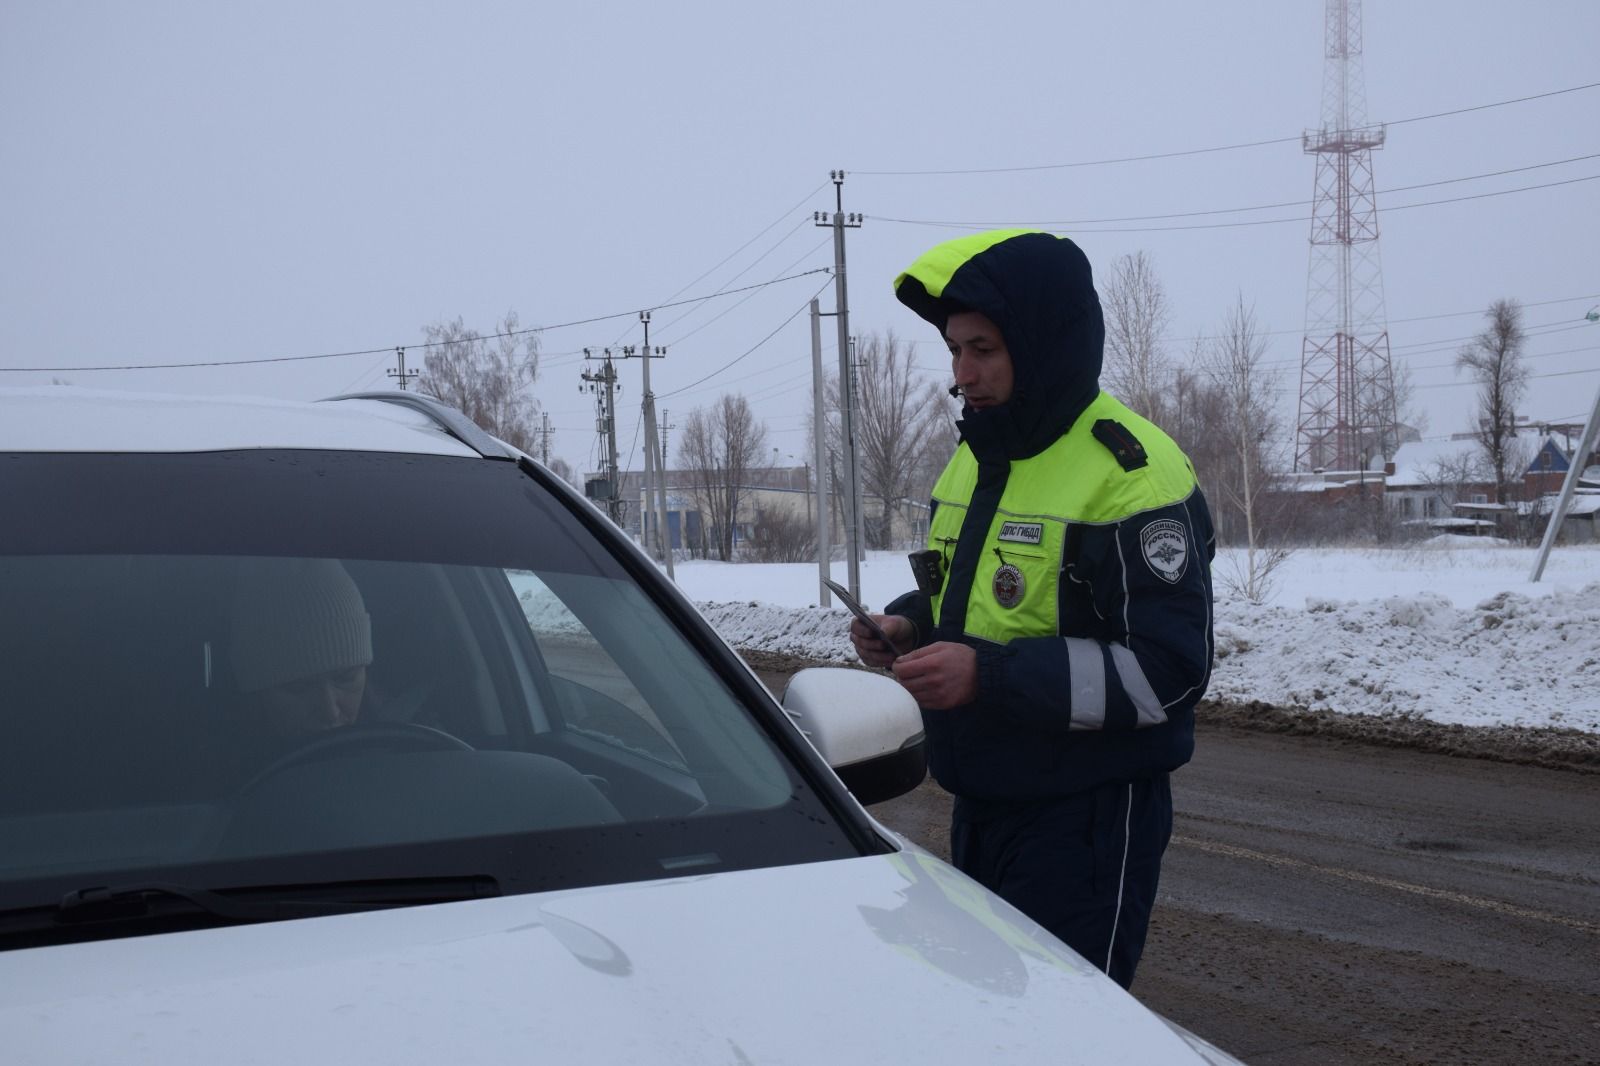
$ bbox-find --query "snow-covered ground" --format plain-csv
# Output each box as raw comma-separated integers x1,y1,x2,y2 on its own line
673,543,1600,735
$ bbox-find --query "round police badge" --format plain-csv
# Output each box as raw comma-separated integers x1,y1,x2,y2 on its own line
1140,519,1189,584
993,562,1026,608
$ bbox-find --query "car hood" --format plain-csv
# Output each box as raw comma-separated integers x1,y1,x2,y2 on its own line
0,851,1212,1064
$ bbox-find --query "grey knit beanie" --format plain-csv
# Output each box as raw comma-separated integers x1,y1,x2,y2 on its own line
230,558,373,693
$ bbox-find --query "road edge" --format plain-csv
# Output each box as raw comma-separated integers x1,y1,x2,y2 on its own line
737,650,1600,775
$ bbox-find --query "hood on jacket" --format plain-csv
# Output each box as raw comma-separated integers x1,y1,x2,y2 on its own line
894,230,1104,462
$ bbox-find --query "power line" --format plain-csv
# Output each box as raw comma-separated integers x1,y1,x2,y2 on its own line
1390,321,1594,357
604,183,829,348
335,351,393,393
2,268,832,374
658,234,833,347
1402,343,1600,375
651,218,811,336
619,411,644,477
1412,361,1600,390
654,182,830,307
660,276,835,399
1381,294,1600,329
1224,319,1593,373
870,152,1600,228
853,80,1600,176
873,172,1600,235
1262,359,1600,395
896,292,1600,350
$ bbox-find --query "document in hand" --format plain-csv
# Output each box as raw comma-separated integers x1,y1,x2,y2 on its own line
825,578,895,653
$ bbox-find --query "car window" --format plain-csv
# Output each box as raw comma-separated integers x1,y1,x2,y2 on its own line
509,569,687,770
0,450,866,929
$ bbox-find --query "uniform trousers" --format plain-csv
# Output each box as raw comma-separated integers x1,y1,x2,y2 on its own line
950,773,1172,989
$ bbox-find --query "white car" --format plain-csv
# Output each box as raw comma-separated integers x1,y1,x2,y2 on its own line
0,386,1241,1064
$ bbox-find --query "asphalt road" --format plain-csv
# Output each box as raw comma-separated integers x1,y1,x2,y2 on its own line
867,725,1600,1066
754,659,1600,1065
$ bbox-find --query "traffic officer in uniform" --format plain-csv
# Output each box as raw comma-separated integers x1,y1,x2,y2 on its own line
850,229,1215,990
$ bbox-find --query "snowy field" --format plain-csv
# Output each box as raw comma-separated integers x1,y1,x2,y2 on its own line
671,543,1600,735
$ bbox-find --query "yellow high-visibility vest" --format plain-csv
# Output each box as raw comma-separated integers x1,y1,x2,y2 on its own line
928,391,1198,643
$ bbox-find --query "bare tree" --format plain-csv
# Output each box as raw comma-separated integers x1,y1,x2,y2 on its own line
416,312,540,453
1101,251,1171,420
1163,339,1220,472
852,332,955,548
547,456,579,489
745,506,816,563
809,333,958,551
1457,299,1529,507
1206,296,1290,604
677,394,768,561
1414,451,1488,537
1391,359,1427,441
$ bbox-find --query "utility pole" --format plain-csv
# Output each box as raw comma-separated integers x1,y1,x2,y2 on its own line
539,412,552,465
849,333,865,546
810,298,832,606
580,348,624,527
658,407,676,556
623,312,674,580
814,170,864,598
387,347,417,391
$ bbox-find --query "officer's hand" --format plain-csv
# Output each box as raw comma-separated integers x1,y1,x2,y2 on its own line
891,642,977,710
850,614,913,667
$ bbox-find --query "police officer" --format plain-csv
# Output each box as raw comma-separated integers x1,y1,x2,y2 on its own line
850,229,1215,989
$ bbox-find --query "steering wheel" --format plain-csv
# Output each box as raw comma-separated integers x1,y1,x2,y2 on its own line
239,722,475,793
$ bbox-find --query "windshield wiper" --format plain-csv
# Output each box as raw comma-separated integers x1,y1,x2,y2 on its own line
58,882,278,923
1,875,500,946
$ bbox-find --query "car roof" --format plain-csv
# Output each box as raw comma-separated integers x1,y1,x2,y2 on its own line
0,387,488,459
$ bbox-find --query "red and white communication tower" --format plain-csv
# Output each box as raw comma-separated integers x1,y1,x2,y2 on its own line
1295,0,1400,473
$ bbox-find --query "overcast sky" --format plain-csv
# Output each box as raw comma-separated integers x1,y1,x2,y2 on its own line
3,1,1597,477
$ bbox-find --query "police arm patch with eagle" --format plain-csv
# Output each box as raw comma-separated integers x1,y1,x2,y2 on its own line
1139,518,1189,583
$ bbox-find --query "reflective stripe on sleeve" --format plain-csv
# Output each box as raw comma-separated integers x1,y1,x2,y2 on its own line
1065,637,1106,730
1109,644,1168,726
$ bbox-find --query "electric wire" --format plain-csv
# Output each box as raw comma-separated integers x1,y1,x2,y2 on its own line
1394,362,1598,390
658,234,834,349
895,293,1600,352
651,217,812,338
869,152,1600,228
659,276,835,400
656,181,830,306
0,268,832,374
872,173,1600,235
334,352,394,394
852,81,1600,176
1263,359,1599,395
1245,318,1596,372
1387,343,1600,377
604,182,830,347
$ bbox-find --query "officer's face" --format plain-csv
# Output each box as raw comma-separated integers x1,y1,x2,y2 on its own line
945,311,1014,409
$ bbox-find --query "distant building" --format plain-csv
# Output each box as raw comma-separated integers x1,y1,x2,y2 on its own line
1383,426,1599,540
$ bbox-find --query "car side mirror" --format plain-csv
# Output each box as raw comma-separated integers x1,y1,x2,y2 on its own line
781,668,926,806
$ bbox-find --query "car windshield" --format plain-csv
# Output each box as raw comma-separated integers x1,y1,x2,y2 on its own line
0,450,865,928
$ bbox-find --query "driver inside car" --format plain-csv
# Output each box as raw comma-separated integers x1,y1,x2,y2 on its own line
227,557,374,752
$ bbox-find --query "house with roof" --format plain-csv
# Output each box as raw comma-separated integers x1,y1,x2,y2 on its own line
1384,438,1485,526
1383,425,1600,540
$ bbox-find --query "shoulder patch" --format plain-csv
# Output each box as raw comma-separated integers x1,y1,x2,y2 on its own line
1091,419,1149,471
1140,519,1189,583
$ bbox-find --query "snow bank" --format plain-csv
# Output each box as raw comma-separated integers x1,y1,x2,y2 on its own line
671,546,1600,735
1209,583,1600,732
